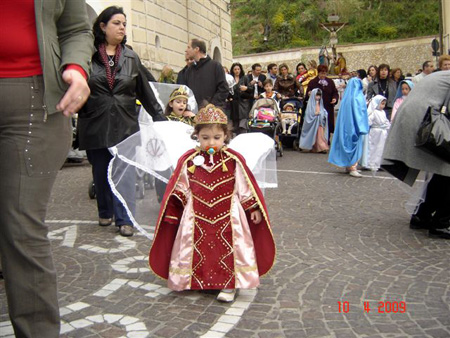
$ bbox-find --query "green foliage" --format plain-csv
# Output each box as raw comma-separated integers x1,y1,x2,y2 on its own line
231,0,439,55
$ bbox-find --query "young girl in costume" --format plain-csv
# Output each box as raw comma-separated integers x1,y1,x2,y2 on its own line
391,80,414,122
299,88,329,153
368,95,390,171
165,86,196,126
149,104,275,303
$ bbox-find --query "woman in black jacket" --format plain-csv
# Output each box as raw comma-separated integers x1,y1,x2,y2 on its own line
230,62,253,134
78,6,165,237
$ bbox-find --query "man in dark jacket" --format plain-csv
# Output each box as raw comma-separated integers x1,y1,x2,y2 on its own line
184,39,229,109
177,57,194,84
246,63,266,107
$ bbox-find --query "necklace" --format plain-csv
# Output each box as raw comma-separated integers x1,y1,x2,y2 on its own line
107,55,115,67
378,78,388,97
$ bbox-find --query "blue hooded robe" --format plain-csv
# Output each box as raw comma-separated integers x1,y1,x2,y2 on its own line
328,78,369,167
299,88,328,150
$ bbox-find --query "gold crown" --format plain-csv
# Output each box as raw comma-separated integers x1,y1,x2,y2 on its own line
194,104,228,125
169,86,189,102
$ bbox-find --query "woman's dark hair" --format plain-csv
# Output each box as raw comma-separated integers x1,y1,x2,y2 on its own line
296,62,307,75
93,6,127,48
230,62,245,79
390,67,403,80
317,64,328,73
367,65,377,77
191,123,232,144
377,64,390,79
357,69,367,79
279,63,289,72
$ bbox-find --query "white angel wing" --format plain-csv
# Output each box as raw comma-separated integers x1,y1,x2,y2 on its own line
229,133,278,190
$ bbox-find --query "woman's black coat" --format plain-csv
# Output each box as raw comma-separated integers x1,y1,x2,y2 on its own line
78,46,165,150
231,75,253,121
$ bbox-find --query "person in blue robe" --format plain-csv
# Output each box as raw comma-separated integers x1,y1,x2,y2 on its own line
328,78,369,177
299,88,329,153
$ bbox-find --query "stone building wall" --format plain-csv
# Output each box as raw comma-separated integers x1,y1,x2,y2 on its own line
233,36,437,75
86,0,232,77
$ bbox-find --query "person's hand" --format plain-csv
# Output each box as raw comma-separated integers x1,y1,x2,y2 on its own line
257,80,263,87
240,85,248,91
56,69,90,117
276,93,281,99
250,209,262,224
250,79,257,85
183,110,195,117
331,98,337,104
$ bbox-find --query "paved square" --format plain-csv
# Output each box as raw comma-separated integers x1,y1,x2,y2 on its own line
1,150,449,337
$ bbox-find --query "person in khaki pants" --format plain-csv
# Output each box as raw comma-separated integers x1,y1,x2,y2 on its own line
0,1,94,337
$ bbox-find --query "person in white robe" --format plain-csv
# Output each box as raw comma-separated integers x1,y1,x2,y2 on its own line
368,95,390,171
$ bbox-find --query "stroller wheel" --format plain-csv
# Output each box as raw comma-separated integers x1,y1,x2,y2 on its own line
293,139,299,151
88,180,96,199
279,142,283,157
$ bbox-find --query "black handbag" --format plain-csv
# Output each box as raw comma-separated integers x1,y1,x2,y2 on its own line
415,89,450,163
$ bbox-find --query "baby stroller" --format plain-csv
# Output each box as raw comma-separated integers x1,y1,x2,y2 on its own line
248,98,283,157
279,97,303,150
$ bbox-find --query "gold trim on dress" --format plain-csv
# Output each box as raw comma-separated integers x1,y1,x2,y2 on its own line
244,201,259,211
190,176,235,191
194,212,231,225
165,215,179,221
169,267,192,274
193,193,233,208
235,265,258,273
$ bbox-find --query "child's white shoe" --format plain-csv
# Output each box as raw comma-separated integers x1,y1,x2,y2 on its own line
216,289,237,303
349,170,363,178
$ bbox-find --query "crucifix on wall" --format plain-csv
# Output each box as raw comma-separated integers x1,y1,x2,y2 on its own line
320,22,346,59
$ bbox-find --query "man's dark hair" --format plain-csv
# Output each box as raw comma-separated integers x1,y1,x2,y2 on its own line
191,39,206,54
93,6,126,48
423,61,432,70
252,63,262,71
267,63,277,72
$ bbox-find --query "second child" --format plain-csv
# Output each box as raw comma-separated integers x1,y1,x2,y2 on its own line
280,102,297,135
391,80,414,121
165,86,196,126
299,88,329,153
368,95,390,171
260,79,281,102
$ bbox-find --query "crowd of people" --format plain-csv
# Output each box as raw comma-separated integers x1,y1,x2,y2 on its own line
1,2,449,336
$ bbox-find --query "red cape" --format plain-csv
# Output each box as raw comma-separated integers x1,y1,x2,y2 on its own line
149,147,276,280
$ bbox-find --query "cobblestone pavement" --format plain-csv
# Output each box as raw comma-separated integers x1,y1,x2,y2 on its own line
1,149,450,338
